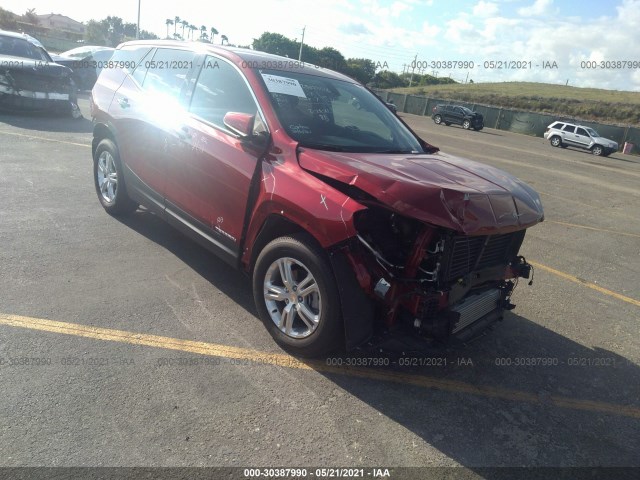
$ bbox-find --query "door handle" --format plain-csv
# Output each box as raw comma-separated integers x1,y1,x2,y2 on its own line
117,97,130,109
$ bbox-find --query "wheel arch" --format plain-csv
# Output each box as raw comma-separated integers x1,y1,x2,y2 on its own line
92,122,117,158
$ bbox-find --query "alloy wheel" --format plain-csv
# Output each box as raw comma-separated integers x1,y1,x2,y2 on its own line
263,257,322,339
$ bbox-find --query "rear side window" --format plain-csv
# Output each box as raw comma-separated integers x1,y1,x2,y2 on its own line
141,48,196,100
189,57,258,129
562,125,576,133
111,46,152,74
551,122,565,130
576,127,588,136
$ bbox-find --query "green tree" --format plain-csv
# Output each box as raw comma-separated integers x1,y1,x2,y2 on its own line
165,18,173,39
181,20,188,39
0,7,18,30
372,70,407,89
23,8,38,25
174,16,180,36
220,34,228,45
344,58,376,84
252,32,298,58
210,27,218,44
84,19,108,46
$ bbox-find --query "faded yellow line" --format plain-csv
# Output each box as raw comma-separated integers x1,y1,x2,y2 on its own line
0,130,91,148
530,261,640,308
1,312,639,419
545,220,640,238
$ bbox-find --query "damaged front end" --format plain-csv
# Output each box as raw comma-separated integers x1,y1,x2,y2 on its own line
0,61,81,117
338,205,534,344
298,149,543,346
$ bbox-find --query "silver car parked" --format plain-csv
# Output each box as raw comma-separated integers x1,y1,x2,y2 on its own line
544,121,618,156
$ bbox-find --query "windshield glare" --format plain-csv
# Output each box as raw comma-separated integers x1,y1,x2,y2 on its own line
259,69,424,153
586,127,599,137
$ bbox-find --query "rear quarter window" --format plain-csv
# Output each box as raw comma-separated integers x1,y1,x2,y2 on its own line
111,46,153,74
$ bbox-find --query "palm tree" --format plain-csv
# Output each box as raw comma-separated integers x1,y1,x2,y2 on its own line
210,27,218,44
221,34,228,45
181,20,188,39
174,16,180,36
189,24,197,40
24,8,39,25
200,25,206,40
165,18,173,39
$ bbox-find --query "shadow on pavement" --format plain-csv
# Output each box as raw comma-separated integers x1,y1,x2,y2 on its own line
116,208,640,475
0,110,93,134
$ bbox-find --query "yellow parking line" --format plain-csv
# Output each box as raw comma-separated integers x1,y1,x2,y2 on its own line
530,261,640,308
0,130,91,148
546,220,640,238
1,312,639,419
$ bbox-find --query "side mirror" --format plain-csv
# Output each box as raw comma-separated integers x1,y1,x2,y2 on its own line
223,112,254,137
223,111,269,149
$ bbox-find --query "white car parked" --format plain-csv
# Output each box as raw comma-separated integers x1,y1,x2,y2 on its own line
544,121,618,156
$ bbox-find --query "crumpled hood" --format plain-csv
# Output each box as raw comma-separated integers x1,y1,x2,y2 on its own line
298,149,544,235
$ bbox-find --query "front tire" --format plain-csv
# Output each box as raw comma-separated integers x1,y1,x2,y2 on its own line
591,145,604,156
462,119,471,130
433,114,442,125
252,234,343,357
93,138,138,215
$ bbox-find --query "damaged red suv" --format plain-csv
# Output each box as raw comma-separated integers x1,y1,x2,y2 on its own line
91,41,543,357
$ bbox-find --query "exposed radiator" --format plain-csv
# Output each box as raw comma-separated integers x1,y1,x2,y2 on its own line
451,288,502,334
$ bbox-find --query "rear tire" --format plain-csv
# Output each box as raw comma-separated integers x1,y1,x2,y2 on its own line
462,119,471,130
433,114,442,125
93,138,138,216
550,136,562,148
252,234,343,358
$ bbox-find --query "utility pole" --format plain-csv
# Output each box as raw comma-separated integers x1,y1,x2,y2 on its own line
136,0,141,39
298,26,306,62
409,53,417,87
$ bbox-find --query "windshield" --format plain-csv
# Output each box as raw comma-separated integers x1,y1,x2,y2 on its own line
461,106,474,115
0,35,49,61
258,69,424,153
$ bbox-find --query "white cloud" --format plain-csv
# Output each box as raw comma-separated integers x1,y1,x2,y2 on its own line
473,1,499,17
518,0,553,16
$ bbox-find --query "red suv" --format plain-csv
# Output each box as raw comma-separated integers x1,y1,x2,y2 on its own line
90,41,543,357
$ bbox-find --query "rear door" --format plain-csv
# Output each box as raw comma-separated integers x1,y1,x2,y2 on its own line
112,47,197,210
561,124,577,145
164,55,267,262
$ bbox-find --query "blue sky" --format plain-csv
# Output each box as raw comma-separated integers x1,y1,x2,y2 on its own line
4,0,639,91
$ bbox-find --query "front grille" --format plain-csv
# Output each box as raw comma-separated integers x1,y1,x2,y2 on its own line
442,230,525,282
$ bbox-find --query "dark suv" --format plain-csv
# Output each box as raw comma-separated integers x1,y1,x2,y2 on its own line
90,41,541,357
432,104,484,130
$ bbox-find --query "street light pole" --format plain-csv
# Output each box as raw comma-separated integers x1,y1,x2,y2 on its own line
136,0,141,39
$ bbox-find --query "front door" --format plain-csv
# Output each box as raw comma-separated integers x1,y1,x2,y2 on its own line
164,56,267,259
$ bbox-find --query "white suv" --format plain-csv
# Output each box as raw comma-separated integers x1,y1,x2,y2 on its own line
544,121,618,156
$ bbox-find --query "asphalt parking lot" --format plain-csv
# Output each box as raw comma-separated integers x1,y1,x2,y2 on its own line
1,96,639,478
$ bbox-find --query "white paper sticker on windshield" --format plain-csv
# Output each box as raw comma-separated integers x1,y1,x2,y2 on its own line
261,74,306,98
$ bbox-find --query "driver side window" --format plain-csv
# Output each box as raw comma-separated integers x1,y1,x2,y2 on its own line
189,56,258,131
